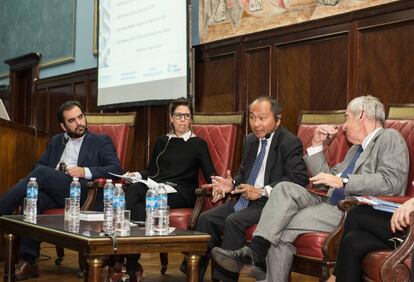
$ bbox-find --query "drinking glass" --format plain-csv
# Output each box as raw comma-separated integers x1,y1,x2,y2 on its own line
121,210,131,236
23,198,37,223
154,206,169,235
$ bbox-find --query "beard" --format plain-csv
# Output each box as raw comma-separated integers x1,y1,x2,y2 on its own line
66,125,88,138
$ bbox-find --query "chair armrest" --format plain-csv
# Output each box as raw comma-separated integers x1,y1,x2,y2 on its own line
188,187,231,230
188,188,211,230
381,213,414,281
338,198,359,212
82,180,99,211
320,198,359,261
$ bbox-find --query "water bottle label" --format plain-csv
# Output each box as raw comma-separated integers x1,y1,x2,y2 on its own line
113,196,125,208
118,197,125,208
159,194,167,208
70,188,80,198
27,187,37,199
146,196,158,209
113,196,119,208
104,189,113,201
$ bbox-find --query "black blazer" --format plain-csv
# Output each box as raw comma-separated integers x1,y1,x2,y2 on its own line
234,127,309,189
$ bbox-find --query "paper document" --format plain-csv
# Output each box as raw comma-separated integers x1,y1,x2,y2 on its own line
109,172,141,183
354,196,401,213
108,173,177,193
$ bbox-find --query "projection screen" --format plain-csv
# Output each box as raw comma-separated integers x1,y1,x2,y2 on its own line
98,0,188,107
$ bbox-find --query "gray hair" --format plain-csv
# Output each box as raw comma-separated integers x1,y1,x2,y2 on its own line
347,95,385,125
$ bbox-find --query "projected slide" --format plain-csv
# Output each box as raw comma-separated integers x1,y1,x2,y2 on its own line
98,0,187,106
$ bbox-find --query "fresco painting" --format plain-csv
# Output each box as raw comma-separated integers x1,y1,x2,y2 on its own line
199,0,398,43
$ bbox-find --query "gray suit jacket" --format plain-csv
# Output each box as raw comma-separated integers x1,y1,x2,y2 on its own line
304,128,409,198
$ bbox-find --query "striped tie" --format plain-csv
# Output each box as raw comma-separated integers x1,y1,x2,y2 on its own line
234,139,268,211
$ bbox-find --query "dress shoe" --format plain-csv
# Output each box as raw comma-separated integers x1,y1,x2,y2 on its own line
15,260,39,281
211,246,266,280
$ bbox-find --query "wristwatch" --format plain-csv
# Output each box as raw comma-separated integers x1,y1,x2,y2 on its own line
342,177,349,187
259,187,267,197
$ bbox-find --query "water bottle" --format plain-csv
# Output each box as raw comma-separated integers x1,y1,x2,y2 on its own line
156,184,169,234
103,179,114,234
145,185,158,235
26,177,38,200
69,177,81,220
24,177,38,223
113,183,125,235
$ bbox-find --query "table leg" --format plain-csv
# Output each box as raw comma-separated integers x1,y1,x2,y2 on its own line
87,257,104,282
186,254,200,282
3,234,16,282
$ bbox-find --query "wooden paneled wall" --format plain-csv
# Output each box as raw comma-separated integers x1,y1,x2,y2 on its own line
195,0,414,134
0,119,47,196
28,0,414,172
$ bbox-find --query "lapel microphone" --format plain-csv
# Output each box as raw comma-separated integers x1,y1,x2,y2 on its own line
265,133,271,139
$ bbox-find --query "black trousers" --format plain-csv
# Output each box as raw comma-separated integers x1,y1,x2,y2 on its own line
333,205,402,282
196,197,267,282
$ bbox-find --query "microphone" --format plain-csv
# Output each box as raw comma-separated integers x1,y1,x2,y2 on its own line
265,132,271,139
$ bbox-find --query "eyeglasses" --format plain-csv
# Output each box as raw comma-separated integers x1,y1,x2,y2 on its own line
172,112,192,120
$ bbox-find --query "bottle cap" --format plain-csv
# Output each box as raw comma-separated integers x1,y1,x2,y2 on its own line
115,183,122,188
106,179,113,183
29,177,36,181
73,177,79,181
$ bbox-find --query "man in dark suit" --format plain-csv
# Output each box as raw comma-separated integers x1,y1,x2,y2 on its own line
0,100,122,280
189,96,309,281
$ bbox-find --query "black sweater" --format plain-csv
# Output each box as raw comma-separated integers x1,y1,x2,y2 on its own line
140,135,217,205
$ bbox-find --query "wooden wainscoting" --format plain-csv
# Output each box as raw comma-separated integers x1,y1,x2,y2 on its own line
194,0,414,134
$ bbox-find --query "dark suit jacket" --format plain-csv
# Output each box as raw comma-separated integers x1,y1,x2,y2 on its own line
35,131,122,179
234,127,309,191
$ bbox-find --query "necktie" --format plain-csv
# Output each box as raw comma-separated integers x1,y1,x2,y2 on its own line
234,139,268,211
329,145,363,205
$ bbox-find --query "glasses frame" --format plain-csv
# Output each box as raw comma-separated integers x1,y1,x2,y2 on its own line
172,112,192,120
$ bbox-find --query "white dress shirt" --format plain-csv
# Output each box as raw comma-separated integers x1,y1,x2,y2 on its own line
58,133,92,179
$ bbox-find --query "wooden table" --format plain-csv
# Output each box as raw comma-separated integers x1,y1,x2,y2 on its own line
0,215,210,282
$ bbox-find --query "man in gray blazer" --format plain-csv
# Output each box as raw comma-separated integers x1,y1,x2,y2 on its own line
211,95,409,282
